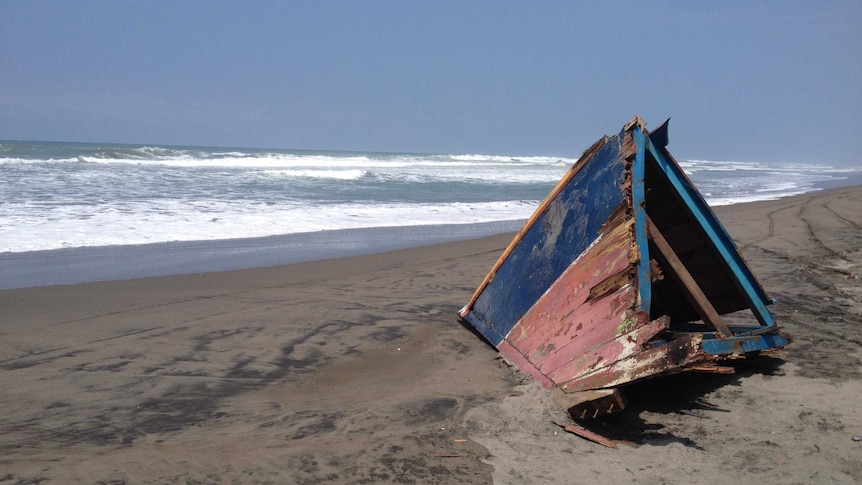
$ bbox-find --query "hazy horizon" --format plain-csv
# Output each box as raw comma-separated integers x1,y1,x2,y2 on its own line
2,2,860,164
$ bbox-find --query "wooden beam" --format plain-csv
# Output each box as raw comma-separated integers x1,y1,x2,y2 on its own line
688,364,735,374
552,421,617,448
646,215,733,337
553,388,627,420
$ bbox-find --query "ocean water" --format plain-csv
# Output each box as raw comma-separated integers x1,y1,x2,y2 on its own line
1,140,858,254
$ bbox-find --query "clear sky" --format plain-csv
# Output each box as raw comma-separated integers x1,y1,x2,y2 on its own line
2,1,860,164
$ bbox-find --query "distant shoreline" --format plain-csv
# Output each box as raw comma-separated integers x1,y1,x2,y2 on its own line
813,169,862,191
4,179,861,290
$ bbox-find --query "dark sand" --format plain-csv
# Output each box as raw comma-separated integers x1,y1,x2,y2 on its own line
1,186,860,484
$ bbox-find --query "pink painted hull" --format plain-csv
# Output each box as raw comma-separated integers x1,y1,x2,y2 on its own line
460,117,789,416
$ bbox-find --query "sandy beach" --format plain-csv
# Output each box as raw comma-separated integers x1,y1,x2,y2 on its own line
1,186,860,484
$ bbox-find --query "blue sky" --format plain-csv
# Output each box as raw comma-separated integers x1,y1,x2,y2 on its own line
1,1,860,164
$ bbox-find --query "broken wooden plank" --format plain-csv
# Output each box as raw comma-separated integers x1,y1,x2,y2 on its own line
560,333,708,393
688,364,735,374
553,387,627,420
546,315,669,384
589,268,632,301
552,421,617,448
646,215,733,337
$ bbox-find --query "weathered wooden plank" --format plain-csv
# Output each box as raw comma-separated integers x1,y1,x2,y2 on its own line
461,130,630,344
504,220,635,356
700,332,792,356
659,222,711,256
545,315,669,383
560,333,708,393
589,268,631,301
688,364,735,374
688,268,736,294
647,216,733,337
644,140,775,327
460,135,612,320
511,283,637,374
675,245,724,274
530,287,636,375
552,421,618,448
553,387,626,419
632,126,652,314
497,339,555,388
698,283,752,315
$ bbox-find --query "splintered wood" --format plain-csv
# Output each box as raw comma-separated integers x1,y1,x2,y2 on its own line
552,421,617,449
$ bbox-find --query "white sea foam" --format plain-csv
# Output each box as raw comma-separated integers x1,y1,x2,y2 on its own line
0,157,82,164
449,154,571,165
259,169,369,180
0,199,542,253
705,187,822,206
1,152,574,168
45,155,569,185
1,140,858,254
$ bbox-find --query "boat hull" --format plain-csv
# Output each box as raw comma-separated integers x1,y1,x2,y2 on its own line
460,117,789,413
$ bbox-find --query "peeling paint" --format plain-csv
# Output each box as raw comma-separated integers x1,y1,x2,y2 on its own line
460,116,788,418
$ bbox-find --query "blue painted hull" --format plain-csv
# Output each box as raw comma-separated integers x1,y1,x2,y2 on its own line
459,116,790,410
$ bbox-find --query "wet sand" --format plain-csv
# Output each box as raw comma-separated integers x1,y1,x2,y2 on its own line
1,186,861,484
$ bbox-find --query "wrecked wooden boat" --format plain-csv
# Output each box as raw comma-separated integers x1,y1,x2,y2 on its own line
459,116,790,419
